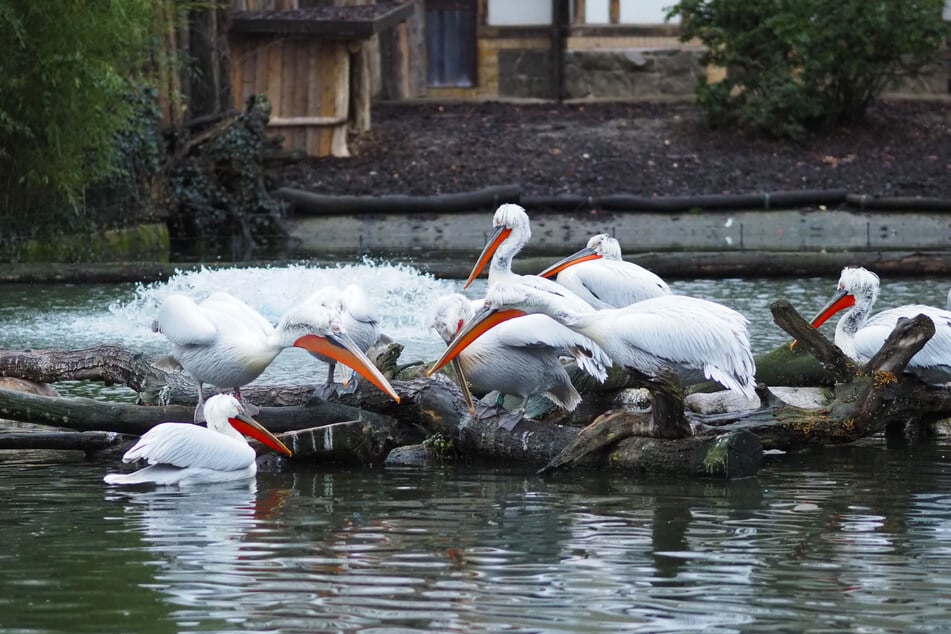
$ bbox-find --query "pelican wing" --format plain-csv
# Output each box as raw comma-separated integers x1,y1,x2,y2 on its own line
201,292,275,336
154,295,218,345
559,260,670,308
856,305,951,370
122,423,255,472
494,314,610,382
588,296,756,398
341,284,380,325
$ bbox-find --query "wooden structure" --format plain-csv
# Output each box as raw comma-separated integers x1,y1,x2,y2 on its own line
229,2,414,157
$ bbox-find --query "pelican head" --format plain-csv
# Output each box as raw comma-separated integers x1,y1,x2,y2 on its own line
430,293,476,344
464,203,531,289
427,280,583,377
204,394,292,457
276,300,400,403
587,234,623,261
810,266,880,330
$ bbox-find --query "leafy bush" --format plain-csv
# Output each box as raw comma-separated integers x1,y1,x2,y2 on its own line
0,0,154,230
667,0,949,137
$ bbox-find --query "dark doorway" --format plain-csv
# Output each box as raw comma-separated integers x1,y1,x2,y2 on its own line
425,0,477,87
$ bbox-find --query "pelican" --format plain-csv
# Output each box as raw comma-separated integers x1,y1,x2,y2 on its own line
104,394,293,486
301,284,381,398
538,233,671,309
153,292,399,419
809,266,951,383
430,293,610,428
463,203,533,289
429,277,757,405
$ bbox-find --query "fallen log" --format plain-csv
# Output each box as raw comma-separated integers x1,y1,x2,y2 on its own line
0,430,121,452
0,295,949,478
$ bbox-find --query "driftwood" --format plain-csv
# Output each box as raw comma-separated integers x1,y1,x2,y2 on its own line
0,297,948,478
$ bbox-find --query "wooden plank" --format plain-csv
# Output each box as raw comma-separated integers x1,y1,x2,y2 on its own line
267,37,284,116
609,0,619,24
575,0,586,24
269,116,347,126
292,39,309,117
280,37,295,117
230,3,414,38
349,41,371,132
305,41,323,156
254,39,269,102
331,42,350,157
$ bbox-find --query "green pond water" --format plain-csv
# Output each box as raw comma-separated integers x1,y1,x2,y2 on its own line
1,264,951,632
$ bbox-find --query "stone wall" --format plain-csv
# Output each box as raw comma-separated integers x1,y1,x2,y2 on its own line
561,48,705,100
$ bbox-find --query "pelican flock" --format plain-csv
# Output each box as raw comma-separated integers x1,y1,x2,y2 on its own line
107,202,947,481
104,394,292,486
430,203,757,427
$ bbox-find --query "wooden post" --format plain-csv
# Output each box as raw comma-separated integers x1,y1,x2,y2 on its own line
349,40,372,133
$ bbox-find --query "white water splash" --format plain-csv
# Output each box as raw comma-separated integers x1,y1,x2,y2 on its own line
0,260,474,385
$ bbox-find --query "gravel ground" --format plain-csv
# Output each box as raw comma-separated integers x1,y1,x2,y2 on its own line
277,99,951,201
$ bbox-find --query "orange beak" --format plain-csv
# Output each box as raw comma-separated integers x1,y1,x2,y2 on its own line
789,289,856,349
295,332,400,402
463,225,512,289
427,307,527,376
538,247,602,279
229,412,293,457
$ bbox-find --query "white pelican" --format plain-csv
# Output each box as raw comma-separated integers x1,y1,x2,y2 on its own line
430,293,610,428
463,203,533,289
538,233,671,309
300,284,381,398
429,277,757,403
153,292,399,419
809,266,951,383
104,394,293,486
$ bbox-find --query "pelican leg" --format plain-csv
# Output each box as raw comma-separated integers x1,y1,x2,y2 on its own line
314,362,344,400
337,370,359,396
193,382,207,423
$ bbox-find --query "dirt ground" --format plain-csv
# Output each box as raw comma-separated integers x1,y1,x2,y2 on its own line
277,99,951,201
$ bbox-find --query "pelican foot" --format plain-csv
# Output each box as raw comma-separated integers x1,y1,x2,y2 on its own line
313,383,342,401
469,400,497,420
497,410,526,432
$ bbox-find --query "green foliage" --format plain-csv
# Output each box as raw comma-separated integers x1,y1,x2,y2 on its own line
667,0,949,137
0,1,154,197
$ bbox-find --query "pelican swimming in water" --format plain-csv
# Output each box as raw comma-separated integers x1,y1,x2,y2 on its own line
301,284,381,398
104,394,293,486
153,292,399,419
538,233,671,309
429,277,757,405
430,293,610,428
809,266,951,383
463,203,536,290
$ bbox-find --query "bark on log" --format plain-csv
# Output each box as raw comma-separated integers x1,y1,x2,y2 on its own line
0,296,948,479
0,430,120,452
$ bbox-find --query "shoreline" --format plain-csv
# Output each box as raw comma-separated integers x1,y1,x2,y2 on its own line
3,250,950,285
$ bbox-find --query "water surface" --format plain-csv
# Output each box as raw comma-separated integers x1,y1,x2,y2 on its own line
2,262,951,632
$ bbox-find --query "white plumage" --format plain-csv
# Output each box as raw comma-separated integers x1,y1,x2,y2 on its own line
153,291,398,417
539,233,671,309
430,293,609,420
104,394,292,486
300,284,381,396
463,203,535,289
432,276,758,402
811,266,951,383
